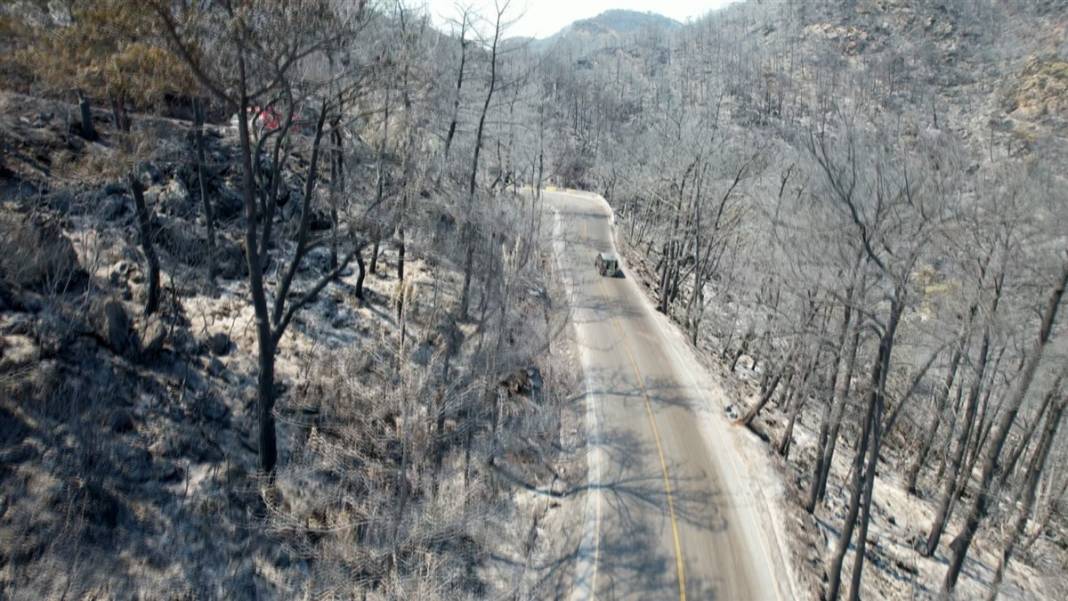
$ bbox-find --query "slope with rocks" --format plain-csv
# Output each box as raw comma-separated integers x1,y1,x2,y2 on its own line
0,89,581,599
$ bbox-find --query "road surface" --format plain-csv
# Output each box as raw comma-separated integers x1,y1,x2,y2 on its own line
546,189,794,601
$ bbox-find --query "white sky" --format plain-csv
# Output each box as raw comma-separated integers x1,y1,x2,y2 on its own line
423,0,739,39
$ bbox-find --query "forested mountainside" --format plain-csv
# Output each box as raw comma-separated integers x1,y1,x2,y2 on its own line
0,0,1066,599
531,1,1068,599
0,2,580,599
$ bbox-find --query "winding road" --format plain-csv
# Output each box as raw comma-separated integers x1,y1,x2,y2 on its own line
547,189,794,601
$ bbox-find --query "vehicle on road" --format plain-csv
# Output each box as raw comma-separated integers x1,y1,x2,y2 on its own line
595,252,621,277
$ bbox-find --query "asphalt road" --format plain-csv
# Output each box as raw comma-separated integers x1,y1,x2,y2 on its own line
547,189,789,601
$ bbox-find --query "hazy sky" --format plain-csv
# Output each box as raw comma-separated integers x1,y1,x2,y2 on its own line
424,0,739,39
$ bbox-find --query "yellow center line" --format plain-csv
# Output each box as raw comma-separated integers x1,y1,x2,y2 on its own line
587,218,687,601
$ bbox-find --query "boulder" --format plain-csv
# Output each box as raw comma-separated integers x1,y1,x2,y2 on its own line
207,332,232,356
108,409,136,434
155,215,204,264
214,185,244,220
137,162,163,186
302,245,334,275
154,216,248,280
139,319,167,357
217,238,249,280
0,211,86,293
61,479,121,539
91,298,136,356
148,178,193,218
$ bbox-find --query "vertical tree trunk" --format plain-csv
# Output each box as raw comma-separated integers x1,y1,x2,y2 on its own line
925,323,993,557
354,246,366,301
847,296,904,601
371,82,391,278
779,350,820,459
986,396,1065,601
397,226,405,282
127,173,160,316
439,13,467,184
235,54,278,476
111,94,130,132
906,342,963,495
942,262,1067,594
806,297,854,513
997,380,1060,492
825,367,876,601
193,98,217,285
459,7,503,319
809,278,865,510
77,90,97,141
828,291,903,601
330,125,344,272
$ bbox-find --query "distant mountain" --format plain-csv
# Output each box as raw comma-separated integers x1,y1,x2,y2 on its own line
566,9,681,36
516,9,681,52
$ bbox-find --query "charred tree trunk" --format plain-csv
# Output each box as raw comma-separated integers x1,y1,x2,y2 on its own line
354,246,366,301
740,366,785,428
127,173,160,316
193,98,217,285
881,345,944,439
329,124,344,272
906,341,964,495
825,359,876,601
986,395,1065,600
397,226,405,282
779,349,820,459
439,14,468,185
997,380,1060,492
828,291,904,601
942,262,1067,594
369,241,380,274
77,91,97,141
807,296,852,511
925,290,998,557
459,8,502,319
234,64,278,475
807,268,866,512
846,296,904,601
111,94,130,132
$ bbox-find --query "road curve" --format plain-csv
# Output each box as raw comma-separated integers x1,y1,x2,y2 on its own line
547,189,794,601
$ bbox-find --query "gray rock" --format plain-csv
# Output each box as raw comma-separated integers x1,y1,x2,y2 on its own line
148,178,192,217
216,239,248,280
140,320,167,357
63,480,121,532
214,186,244,220
98,194,130,221
207,332,232,356
0,211,86,292
208,357,226,376
156,215,203,263
91,298,135,355
108,409,136,434
138,162,163,186
197,393,229,424
303,245,333,275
